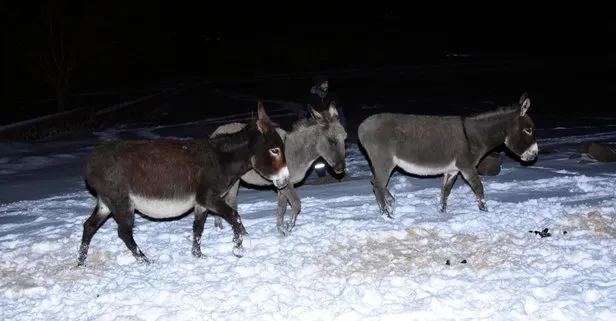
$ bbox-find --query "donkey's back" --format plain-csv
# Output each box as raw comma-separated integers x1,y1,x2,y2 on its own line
358,113,469,172
85,139,203,200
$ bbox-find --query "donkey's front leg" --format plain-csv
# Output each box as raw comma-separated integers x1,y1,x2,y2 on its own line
368,158,396,218
200,192,247,257
214,180,247,235
460,168,487,212
276,190,289,236
276,185,301,236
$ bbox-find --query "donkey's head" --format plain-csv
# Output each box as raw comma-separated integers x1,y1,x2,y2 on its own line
251,102,289,188
308,102,348,174
504,92,538,162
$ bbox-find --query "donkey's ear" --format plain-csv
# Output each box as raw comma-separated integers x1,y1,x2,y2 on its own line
328,101,338,118
519,92,531,116
257,101,271,133
308,104,324,120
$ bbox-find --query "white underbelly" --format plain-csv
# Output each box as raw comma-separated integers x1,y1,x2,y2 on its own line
129,193,196,219
393,156,458,176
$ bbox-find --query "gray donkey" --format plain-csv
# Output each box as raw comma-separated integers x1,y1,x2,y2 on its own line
210,103,347,235
358,92,538,218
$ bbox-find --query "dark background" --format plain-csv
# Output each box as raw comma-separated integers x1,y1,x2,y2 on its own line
2,1,615,125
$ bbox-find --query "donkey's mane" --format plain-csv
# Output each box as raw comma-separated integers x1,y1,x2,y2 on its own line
468,103,519,120
292,109,337,132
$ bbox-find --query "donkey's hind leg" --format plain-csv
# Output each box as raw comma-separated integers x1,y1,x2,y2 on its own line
439,171,459,213
112,200,150,264
77,201,111,266
459,167,487,212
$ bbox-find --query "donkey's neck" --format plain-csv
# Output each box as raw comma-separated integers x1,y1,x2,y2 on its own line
466,109,517,156
285,126,321,184
210,127,257,180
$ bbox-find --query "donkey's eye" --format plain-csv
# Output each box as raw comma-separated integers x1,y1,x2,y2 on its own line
523,127,533,135
269,147,280,156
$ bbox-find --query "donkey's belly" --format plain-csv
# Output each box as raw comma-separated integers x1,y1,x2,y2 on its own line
393,156,458,176
129,193,196,219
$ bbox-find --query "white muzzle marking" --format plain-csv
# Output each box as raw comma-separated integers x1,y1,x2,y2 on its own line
272,166,290,188
521,142,539,162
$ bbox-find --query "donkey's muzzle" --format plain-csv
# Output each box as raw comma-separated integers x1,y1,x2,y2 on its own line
332,162,346,175
272,166,290,189
333,166,345,175
520,142,539,162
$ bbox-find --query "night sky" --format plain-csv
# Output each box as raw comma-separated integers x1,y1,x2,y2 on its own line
3,2,614,121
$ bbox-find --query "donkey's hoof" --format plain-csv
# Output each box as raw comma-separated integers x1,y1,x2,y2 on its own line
379,204,394,219
232,246,245,258
191,249,203,258
277,226,288,237
380,211,395,221
277,223,294,237
214,218,225,230
136,256,151,265
478,205,488,212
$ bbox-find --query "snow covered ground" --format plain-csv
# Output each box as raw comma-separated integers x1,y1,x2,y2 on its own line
1,104,616,321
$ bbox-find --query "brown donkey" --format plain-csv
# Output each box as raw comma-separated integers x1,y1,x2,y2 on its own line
77,102,289,266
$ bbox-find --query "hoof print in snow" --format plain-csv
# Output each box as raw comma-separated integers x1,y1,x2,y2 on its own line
529,228,551,238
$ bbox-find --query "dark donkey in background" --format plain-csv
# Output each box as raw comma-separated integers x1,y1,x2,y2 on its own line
77,102,289,266
358,92,538,218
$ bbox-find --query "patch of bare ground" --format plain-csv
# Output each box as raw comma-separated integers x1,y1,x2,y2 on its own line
566,209,616,237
